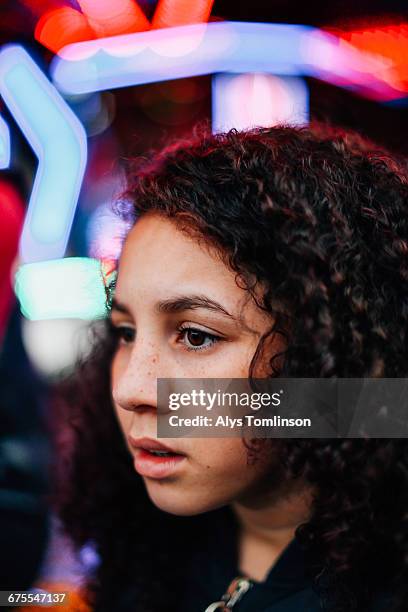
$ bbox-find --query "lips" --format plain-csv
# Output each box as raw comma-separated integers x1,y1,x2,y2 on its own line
128,436,185,455
128,436,186,479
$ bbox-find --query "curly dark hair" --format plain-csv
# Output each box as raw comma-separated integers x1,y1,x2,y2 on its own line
54,124,408,612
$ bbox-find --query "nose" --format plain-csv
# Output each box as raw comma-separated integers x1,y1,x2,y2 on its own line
112,341,160,414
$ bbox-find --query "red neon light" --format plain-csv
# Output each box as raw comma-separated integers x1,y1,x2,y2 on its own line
35,7,96,55
336,23,408,94
152,0,214,29
76,0,150,37
36,0,215,54
0,181,24,343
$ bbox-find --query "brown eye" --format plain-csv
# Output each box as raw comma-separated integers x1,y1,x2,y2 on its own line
186,329,207,347
110,322,135,345
178,325,221,352
118,326,135,344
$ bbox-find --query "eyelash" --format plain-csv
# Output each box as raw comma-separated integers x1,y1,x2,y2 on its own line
108,321,222,352
176,324,222,352
109,323,135,345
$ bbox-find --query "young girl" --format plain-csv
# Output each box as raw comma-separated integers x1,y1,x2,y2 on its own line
56,125,408,612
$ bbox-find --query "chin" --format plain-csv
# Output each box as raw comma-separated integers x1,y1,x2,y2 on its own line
144,480,221,516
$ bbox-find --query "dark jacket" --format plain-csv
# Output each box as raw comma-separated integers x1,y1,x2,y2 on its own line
179,507,392,612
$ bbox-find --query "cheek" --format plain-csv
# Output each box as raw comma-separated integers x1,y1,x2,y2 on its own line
197,438,247,466
110,351,124,389
110,354,132,435
200,339,260,379
144,439,271,516
114,403,133,437
191,438,269,486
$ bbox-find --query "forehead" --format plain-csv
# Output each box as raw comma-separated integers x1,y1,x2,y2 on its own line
116,213,246,306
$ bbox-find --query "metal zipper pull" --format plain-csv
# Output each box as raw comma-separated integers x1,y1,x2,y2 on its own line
204,576,253,611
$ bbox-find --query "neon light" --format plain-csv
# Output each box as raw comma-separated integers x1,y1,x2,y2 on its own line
0,115,10,169
212,74,309,132
51,21,405,102
52,22,309,92
15,258,108,320
22,317,93,377
0,181,24,341
336,23,408,94
87,201,131,262
77,0,150,37
0,45,87,263
302,28,403,102
151,0,214,29
35,7,96,55
36,0,214,54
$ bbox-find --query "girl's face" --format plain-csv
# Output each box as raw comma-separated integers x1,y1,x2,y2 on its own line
110,212,284,516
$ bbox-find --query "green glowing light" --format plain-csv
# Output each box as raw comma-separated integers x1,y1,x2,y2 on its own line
15,257,109,320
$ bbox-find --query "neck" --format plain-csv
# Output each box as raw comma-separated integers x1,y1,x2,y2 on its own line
231,482,312,582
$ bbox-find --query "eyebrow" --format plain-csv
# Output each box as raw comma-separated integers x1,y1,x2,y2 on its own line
110,295,235,320
110,298,130,314
156,295,235,320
